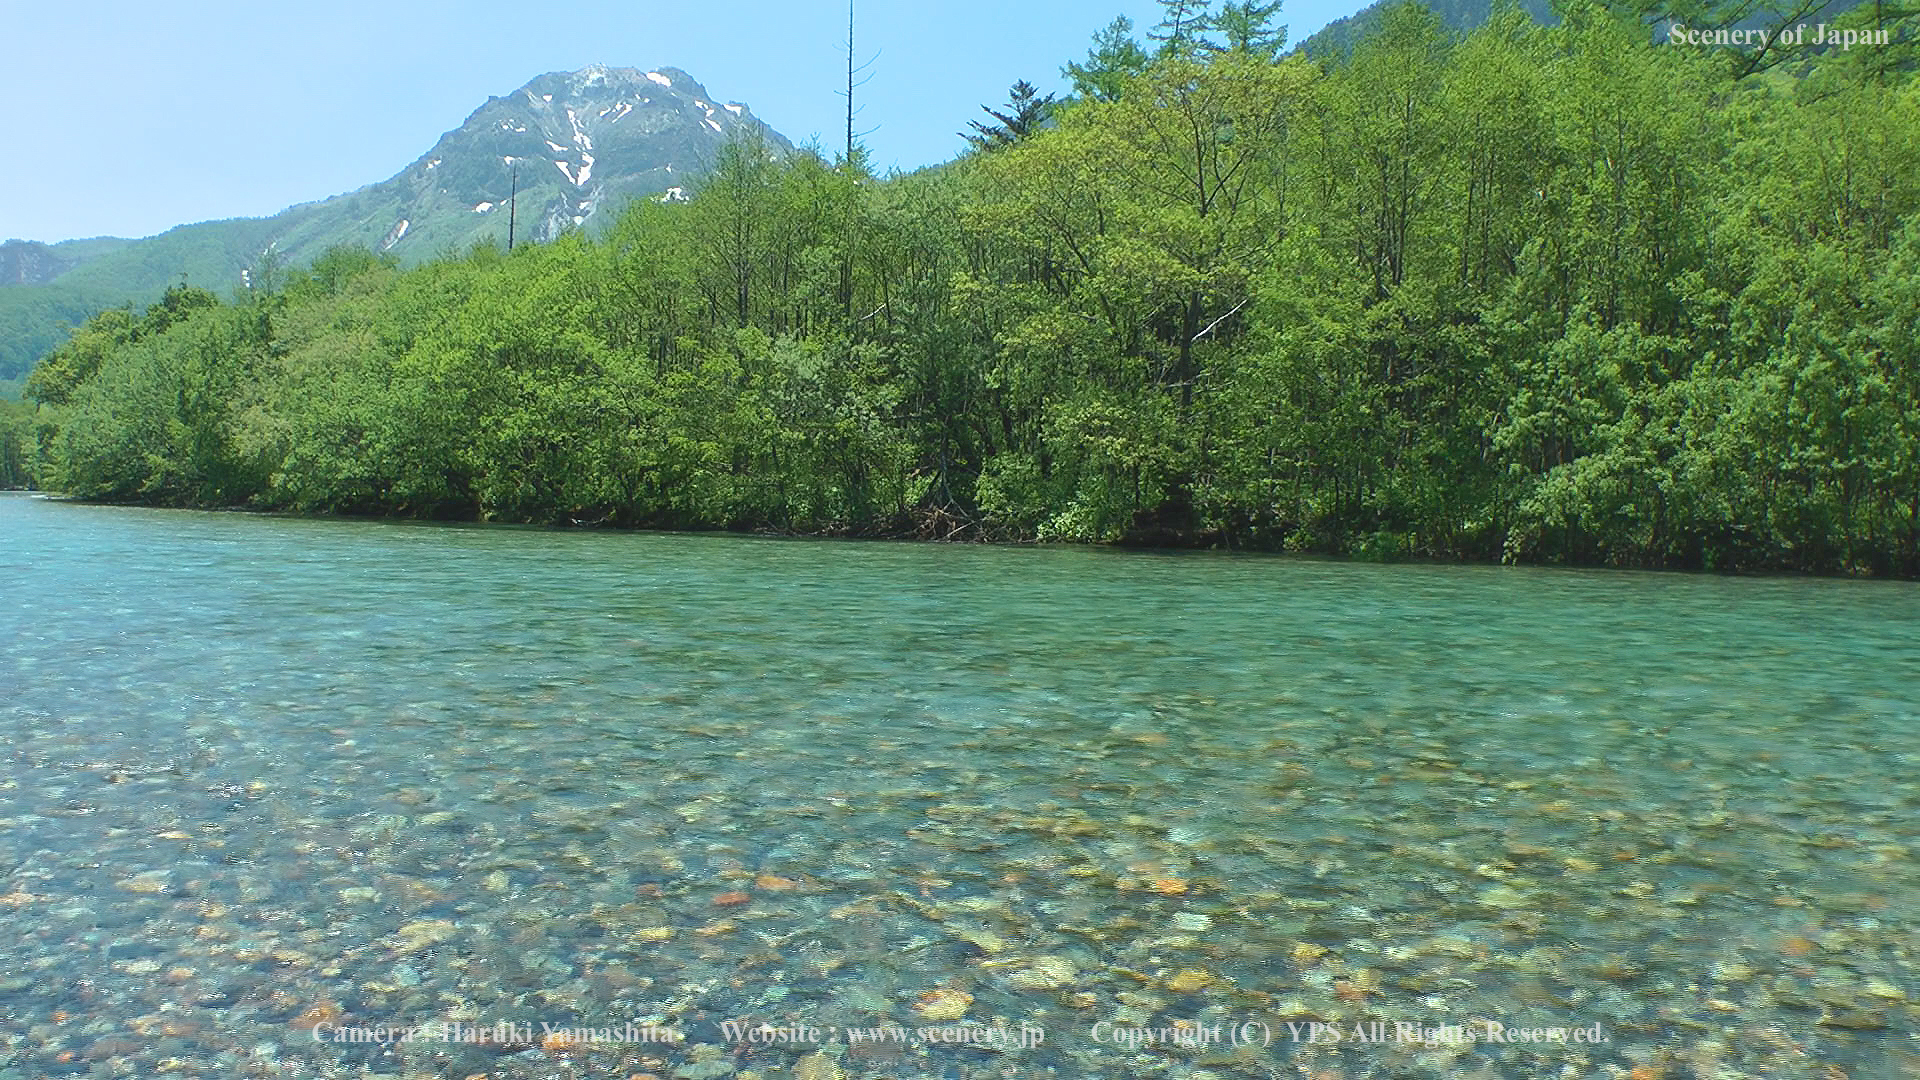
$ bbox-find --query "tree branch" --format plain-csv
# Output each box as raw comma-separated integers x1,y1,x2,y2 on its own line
1191,296,1249,343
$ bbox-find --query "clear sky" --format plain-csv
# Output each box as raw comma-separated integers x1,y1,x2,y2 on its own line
2,0,1358,245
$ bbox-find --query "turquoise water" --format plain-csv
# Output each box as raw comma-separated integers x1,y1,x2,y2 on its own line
1,491,1914,1080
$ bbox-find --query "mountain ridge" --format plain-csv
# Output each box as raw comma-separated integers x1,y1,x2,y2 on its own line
1294,0,1872,56
0,65,791,385
1298,0,1553,54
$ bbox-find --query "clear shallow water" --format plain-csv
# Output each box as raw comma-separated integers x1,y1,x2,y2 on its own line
1,491,1914,1080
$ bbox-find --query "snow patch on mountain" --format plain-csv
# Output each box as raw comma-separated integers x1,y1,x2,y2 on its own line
566,108,592,150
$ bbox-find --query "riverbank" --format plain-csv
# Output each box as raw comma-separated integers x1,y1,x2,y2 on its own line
15,488,1917,580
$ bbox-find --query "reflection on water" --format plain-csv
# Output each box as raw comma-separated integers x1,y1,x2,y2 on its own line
0,492,1914,1079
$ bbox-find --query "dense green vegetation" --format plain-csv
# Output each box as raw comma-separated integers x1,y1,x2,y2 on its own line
1300,0,1553,56
16,1,1920,574
0,282,125,389
0,221,284,389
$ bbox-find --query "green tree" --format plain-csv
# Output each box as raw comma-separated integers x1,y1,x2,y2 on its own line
1208,0,1287,58
964,80,1058,151
1064,15,1152,102
1150,0,1218,57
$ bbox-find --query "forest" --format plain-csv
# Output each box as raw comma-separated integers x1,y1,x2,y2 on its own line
10,0,1920,575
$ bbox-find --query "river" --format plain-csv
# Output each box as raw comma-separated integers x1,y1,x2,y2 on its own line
1,492,1913,1078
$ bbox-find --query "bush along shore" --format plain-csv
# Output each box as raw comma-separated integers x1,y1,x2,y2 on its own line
16,5,1920,575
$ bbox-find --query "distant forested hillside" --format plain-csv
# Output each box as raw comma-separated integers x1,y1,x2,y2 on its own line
1296,0,1880,56
1301,0,1554,54
0,219,294,388
14,2,1920,574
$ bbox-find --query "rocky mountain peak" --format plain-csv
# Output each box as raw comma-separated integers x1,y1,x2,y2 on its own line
0,240,73,286
365,64,788,252
0,64,793,381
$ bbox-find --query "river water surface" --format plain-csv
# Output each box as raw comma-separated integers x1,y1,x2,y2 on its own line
2,492,1915,1079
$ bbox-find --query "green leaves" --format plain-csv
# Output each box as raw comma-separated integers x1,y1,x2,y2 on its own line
1065,16,1153,103
964,81,1059,151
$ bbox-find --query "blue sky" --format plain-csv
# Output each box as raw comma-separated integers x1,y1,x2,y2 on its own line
3,0,1357,244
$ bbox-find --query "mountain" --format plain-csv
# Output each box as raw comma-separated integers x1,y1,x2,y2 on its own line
0,65,790,387
1,240,75,286
256,64,792,262
1298,0,1553,55
1295,0,1871,56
